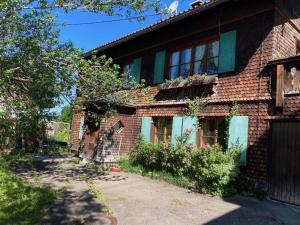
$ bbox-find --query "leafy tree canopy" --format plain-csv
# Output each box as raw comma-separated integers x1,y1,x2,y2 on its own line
0,0,160,150
59,105,73,124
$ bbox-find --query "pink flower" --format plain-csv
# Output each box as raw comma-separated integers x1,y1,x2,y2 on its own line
163,143,169,149
184,128,192,134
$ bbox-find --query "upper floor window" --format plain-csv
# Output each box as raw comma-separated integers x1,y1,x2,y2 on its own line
170,48,192,80
169,40,219,80
123,63,134,82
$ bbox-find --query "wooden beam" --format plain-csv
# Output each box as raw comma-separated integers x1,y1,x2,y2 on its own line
275,6,300,35
276,64,285,108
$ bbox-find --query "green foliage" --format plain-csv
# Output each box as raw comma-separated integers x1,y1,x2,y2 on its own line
59,105,73,124
232,168,267,199
127,135,242,196
186,97,207,126
1,150,35,169
188,146,240,196
130,135,192,176
0,109,15,150
223,101,239,149
0,0,160,151
0,152,57,225
119,157,192,189
85,180,112,216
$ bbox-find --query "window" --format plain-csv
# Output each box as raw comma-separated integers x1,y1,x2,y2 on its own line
123,63,134,82
169,40,219,80
152,117,172,143
197,118,226,148
170,48,192,79
194,41,219,75
112,120,124,133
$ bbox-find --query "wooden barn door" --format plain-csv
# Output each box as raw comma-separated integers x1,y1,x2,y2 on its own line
270,121,300,205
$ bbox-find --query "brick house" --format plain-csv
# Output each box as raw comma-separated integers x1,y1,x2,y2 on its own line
71,0,300,204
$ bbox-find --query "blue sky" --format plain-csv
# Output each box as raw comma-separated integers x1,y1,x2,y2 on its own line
57,0,191,51
53,0,192,113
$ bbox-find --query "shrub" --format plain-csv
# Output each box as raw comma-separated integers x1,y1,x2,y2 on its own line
129,135,242,196
188,146,240,196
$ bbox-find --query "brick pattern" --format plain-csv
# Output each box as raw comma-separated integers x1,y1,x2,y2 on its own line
70,111,85,150
273,0,300,59
283,95,300,116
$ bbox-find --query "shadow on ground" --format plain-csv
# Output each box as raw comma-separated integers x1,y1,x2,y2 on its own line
42,187,109,225
16,161,115,225
203,196,300,225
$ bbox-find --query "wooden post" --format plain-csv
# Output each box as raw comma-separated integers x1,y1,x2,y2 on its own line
276,64,285,108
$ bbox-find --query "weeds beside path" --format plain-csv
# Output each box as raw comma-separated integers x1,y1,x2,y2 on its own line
0,153,57,225
0,152,113,225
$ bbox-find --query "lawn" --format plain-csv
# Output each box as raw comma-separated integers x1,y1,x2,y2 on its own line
0,152,57,225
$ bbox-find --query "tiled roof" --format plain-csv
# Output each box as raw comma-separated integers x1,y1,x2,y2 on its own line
83,0,233,58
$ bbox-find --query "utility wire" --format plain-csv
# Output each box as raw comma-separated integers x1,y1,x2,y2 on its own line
54,13,161,26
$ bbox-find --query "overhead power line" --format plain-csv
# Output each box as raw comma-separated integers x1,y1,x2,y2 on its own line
54,13,161,27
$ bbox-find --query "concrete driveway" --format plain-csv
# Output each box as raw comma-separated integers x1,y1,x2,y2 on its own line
17,161,300,225
94,171,300,225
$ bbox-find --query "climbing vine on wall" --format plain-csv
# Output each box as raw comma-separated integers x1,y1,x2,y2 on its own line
224,101,239,147
186,96,208,127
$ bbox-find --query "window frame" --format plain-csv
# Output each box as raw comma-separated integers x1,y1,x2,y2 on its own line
122,61,134,82
168,36,219,80
151,117,173,144
112,120,124,134
196,117,226,149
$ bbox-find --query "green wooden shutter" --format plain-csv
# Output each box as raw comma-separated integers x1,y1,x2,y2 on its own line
218,30,237,73
154,51,166,84
171,117,183,146
182,117,197,145
141,117,152,143
133,57,142,84
228,116,249,165
78,116,85,140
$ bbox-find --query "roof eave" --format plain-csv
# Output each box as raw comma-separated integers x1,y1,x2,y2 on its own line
83,0,232,58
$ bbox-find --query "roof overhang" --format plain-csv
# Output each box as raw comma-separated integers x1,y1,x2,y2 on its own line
83,0,235,58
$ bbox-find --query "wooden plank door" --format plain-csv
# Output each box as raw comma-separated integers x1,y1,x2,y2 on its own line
270,121,300,205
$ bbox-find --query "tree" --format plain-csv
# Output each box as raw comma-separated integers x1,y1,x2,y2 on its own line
59,105,73,124
0,0,160,151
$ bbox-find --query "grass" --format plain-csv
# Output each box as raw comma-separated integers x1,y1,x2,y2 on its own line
0,151,57,225
119,157,192,189
85,179,113,216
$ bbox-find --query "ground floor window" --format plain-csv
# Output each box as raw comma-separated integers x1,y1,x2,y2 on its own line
152,117,173,144
197,118,226,148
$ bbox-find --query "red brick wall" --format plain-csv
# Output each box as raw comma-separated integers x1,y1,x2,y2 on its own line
273,0,300,59
70,111,85,149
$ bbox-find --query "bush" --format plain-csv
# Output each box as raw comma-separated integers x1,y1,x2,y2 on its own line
188,146,240,196
127,135,242,196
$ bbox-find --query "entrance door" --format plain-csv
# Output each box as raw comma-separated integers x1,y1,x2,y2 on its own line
270,121,300,205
